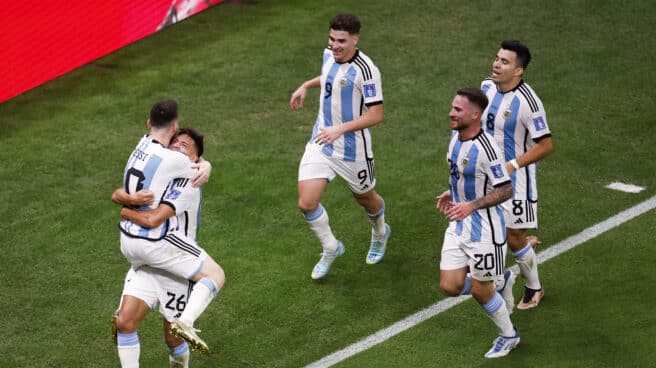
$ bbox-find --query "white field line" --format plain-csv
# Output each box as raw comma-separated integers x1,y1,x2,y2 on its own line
306,194,656,368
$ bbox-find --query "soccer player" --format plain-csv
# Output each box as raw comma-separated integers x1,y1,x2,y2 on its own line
289,13,391,279
115,101,224,364
480,40,553,310
436,88,519,358
112,128,212,367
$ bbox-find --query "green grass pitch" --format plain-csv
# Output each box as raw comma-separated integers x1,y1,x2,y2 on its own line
1,0,655,367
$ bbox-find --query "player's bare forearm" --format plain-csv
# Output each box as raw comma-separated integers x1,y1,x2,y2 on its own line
342,104,384,132
516,136,553,167
302,76,321,89
290,76,320,110
120,205,174,228
314,105,384,145
472,182,512,210
112,188,154,206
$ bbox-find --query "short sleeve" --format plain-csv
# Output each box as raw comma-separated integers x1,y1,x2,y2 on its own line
362,64,383,106
484,144,511,187
524,96,550,141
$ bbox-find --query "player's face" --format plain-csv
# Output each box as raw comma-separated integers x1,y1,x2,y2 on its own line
328,29,358,62
491,48,522,85
170,134,199,162
449,95,477,131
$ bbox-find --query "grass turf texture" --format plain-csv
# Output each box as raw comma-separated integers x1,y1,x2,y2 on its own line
1,0,655,367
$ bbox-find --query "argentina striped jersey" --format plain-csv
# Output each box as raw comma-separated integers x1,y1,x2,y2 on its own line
447,130,510,245
481,78,551,202
161,177,202,241
119,134,197,240
310,48,383,162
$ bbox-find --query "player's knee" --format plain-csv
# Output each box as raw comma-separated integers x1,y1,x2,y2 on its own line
116,314,138,333
212,264,226,289
298,198,317,214
204,257,225,289
439,280,462,297
506,228,526,250
353,190,380,210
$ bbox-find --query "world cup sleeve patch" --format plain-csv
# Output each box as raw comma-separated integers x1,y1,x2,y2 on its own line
533,116,546,131
364,84,377,98
165,188,182,200
491,164,504,179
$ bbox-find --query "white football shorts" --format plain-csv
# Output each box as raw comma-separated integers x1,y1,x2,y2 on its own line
298,143,376,195
120,232,207,280
440,228,507,281
119,266,193,322
502,199,538,230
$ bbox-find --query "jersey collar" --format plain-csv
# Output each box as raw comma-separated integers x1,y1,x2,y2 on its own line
337,49,360,64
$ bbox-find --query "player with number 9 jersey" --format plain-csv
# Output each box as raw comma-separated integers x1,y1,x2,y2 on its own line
310,47,383,162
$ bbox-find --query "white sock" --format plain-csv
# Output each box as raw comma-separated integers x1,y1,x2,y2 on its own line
514,243,541,290
179,278,219,326
168,342,190,368
304,204,338,253
367,197,386,237
481,292,515,336
117,331,140,368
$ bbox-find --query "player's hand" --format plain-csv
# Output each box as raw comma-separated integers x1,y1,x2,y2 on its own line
504,161,516,175
192,159,212,187
445,202,475,222
133,190,155,206
120,207,131,220
314,126,343,145
436,191,454,213
290,86,307,110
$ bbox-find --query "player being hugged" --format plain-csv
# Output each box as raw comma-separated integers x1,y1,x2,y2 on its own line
113,101,224,365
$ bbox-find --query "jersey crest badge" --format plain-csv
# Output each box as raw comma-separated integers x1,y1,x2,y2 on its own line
503,109,512,119
462,157,469,167
533,116,546,131
364,84,376,98
491,164,504,179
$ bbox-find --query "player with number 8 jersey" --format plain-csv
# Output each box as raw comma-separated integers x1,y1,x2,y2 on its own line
480,40,553,310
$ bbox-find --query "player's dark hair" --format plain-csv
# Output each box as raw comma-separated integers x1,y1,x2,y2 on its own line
178,127,204,158
330,13,361,35
457,88,489,112
501,40,531,69
149,100,178,127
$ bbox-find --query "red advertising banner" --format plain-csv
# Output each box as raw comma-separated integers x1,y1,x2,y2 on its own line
1,0,223,103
